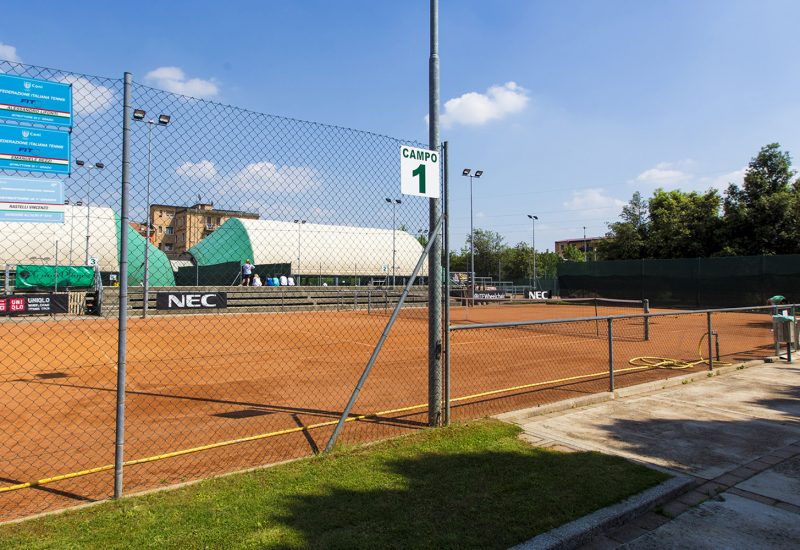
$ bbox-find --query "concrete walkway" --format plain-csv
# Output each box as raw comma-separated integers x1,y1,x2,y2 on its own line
500,362,800,549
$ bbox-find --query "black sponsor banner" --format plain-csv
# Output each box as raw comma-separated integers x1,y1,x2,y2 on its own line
0,293,69,316
156,292,227,310
472,290,507,301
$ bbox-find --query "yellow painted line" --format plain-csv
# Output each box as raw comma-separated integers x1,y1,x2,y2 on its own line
1,360,703,495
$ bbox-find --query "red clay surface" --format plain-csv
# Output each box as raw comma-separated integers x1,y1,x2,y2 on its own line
0,302,776,520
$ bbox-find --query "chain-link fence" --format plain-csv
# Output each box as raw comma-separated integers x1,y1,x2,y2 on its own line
447,304,787,421
0,59,792,524
0,60,439,521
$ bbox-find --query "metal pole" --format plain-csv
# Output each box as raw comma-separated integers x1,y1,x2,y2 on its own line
142,123,152,318
443,140,451,425
68,202,74,265
643,298,650,341
428,0,443,428
392,203,396,286
85,169,91,265
115,72,132,499
54,240,59,293
707,311,713,371
532,217,536,290
325,212,444,452
470,174,474,302
583,226,587,261
608,318,614,392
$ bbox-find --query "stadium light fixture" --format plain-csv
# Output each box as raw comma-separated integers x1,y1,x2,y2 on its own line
75,159,86,167
133,108,172,318
462,168,484,301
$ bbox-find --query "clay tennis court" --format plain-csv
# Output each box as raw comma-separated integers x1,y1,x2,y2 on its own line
0,301,776,520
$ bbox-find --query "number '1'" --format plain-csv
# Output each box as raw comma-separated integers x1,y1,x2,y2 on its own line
412,164,426,194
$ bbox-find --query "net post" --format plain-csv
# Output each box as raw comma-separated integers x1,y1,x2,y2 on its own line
707,311,714,371
643,298,650,341
608,317,614,392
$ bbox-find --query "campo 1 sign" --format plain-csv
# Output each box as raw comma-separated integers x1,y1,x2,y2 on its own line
400,144,440,199
156,292,227,310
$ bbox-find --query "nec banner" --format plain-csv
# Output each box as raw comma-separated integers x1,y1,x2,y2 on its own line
156,292,227,310
0,293,69,316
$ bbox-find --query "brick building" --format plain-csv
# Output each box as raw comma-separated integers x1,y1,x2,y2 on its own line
554,236,607,259
149,203,259,256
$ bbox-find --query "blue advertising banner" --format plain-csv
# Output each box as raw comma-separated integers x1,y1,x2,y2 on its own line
0,74,72,127
0,175,65,223
0,123,71,175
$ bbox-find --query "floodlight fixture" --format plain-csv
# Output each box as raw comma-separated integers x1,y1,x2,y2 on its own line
527,214,538,220
75,159,85,167
95,162,105,169
462,168,471,176
474,170,483,178
133,109,146,120
157,114,171,125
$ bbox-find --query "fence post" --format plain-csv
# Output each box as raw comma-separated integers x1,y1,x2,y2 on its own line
608,318,614,392
114,71,133,499
443,140,451,426
707,311,713,371
643,298,650,341
368,288,371,313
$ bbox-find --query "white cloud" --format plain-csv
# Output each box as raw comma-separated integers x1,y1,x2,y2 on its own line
144,66,219,98
704,167,746,192
176,160,218,180
633,162,692,187
437,82,529,128
0,42,21,63
228,162,321,193
563,188,626,220
58,76,116,115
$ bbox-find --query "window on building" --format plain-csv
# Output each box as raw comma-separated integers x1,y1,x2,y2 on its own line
158,226,163,234
164,244,173,252
165,226,174,235
206,216,213,225
215,217,221,224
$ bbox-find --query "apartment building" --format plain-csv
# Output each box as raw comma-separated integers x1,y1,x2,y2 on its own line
150,203,260,256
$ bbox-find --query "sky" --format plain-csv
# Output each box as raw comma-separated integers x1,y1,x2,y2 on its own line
2,0,799,253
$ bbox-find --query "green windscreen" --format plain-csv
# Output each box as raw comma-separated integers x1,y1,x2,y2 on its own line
15,265,95,290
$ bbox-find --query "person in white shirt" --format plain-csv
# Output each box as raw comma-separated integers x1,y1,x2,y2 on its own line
251,274,262,287
279,274,288,286
241,259,254,286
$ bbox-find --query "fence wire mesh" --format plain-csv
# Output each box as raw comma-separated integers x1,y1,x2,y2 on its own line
0,59,791,524
0,60,434,521
447,305,782,422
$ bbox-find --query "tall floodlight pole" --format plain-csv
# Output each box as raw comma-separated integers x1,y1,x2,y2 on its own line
133,110,170,318
75,160,105,265
527,214,538,290
294,219,306,284
461,168,483,300
385,198,401,285
583,225,587,262
428,0,443,427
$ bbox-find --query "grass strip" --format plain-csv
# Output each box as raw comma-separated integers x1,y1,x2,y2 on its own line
0,419,669,549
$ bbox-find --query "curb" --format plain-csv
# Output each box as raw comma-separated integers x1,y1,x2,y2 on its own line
509,475,697,550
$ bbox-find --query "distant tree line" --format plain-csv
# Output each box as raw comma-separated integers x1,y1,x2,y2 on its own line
447,228,586,284
597,143,800,260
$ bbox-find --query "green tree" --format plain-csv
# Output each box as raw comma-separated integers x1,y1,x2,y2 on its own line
561,244,586,262
723,143,799,255
596,191,648,260
646,188,722,258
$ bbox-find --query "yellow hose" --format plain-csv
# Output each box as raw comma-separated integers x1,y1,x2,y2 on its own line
629,332,731,370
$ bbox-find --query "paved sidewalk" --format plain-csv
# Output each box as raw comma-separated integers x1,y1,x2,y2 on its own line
500,362,800,549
